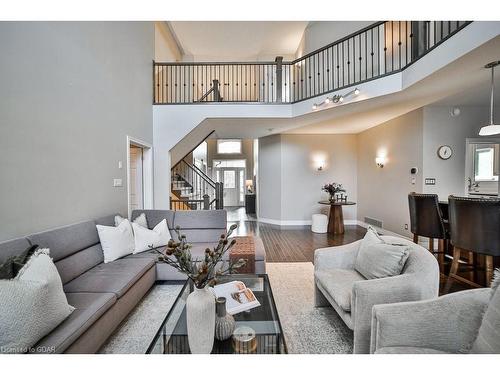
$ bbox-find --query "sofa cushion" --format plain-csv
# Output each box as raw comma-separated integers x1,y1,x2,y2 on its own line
63,258,154,298
375,346,449,354
34,292,116,353
27,220,100,262
315,268,365,311
470,285,500,353
55,244,104,284
172,210,227,243
0,237,32,264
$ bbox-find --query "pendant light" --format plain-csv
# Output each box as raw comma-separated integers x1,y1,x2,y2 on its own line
479,61,500,136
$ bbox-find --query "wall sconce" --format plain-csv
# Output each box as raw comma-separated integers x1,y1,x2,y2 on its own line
317,160,326,171
375,156,386,168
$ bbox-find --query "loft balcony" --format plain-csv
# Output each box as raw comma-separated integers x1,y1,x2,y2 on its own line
153,21,470,105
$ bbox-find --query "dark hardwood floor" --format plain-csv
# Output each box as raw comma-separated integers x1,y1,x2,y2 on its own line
227,217,474,295
229,220,366,263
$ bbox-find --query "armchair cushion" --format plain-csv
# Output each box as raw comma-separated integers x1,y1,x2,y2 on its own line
471,286,500,353
315,268,365,311
354,227,410,279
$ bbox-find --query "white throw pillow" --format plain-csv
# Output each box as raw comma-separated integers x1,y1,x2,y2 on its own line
0,249,74,353
97,219,135,263
115,213,148,228
132,219,171,254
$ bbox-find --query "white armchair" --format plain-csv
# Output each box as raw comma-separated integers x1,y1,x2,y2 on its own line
314,236,440,354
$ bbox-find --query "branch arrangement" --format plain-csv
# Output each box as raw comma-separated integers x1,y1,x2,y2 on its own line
152,223,246,289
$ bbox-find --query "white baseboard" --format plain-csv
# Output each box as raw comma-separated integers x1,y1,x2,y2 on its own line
258,218,312,226
258,218,359,227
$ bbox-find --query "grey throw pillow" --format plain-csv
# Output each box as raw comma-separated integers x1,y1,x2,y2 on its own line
0,244,39,279
470,285,500,353
355,227,410,279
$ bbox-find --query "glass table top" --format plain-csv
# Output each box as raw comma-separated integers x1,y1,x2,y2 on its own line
146,274,287,354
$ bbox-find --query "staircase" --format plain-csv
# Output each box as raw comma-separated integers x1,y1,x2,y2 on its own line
170,159,223,210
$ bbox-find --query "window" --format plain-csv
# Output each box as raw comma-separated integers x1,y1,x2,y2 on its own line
474,146,499,181
223,170,236,188
217,139,241,154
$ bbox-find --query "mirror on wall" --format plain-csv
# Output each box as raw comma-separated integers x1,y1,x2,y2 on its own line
465,138,500,196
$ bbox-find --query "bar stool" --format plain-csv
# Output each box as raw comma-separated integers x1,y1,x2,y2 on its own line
408,192,449,271
448,196,500,287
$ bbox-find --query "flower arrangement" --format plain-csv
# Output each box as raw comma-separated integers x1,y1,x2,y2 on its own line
153,223,246,289
322,182,346,200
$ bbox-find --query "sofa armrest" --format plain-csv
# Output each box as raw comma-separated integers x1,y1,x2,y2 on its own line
351,273,436,353
370,288,490,354
314,240,361,271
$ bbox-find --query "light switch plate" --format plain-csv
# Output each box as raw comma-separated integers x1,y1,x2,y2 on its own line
113,178,123,187
425,178,436,185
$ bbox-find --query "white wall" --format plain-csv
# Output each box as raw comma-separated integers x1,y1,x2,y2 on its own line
357,109,424,236
422,106,500,200
258,135,282,222
258,133,357,225
0,22,154,241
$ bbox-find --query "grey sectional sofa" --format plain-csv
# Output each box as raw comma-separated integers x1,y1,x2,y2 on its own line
0,209,266,354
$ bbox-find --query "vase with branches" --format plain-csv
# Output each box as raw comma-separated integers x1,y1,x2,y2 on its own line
152,223,246,353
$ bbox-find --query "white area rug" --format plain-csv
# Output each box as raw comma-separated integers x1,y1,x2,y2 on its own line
267,262,353,354
100,262,353,354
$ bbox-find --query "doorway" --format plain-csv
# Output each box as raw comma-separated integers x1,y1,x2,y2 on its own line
213,160,246,207
127,136,153,218
129,145,144,211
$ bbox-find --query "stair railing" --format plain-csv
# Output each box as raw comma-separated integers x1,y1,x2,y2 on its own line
170,159,223,210
154,21,471,105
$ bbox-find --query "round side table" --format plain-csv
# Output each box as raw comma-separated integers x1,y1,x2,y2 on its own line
318,200,357,234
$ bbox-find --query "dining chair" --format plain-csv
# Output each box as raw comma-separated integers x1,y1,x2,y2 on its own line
448,196,500,287
408,192,448,271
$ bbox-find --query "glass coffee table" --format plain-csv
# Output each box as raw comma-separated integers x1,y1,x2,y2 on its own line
146,274,287,354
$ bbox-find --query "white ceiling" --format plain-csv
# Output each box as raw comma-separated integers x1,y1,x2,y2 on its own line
168,21,309,61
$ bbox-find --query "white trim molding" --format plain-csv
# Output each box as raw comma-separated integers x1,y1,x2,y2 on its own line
126,136,154,219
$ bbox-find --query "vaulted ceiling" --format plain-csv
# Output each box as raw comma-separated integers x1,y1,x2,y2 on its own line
168,21,309,61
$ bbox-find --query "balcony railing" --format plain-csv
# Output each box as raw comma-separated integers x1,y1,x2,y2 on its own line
154,21,471,105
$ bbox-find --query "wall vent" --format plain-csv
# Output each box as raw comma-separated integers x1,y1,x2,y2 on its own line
364,216,383,228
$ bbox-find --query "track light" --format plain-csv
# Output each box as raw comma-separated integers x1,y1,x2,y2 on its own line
311,88,359,110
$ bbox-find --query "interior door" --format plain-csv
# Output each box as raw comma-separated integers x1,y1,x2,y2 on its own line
129,146,144,210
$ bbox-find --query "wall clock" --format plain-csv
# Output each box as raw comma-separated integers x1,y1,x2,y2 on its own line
437,145,453,160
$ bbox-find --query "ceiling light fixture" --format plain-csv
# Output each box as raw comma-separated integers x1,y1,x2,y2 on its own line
479,61,500,136
312,88,360,111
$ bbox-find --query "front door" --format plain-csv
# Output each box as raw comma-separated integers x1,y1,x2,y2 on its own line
215,167,245,207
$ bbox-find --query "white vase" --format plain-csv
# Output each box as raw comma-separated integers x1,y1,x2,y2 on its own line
186,285,215,354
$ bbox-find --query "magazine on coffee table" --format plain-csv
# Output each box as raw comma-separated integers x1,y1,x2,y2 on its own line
211,281,261,315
